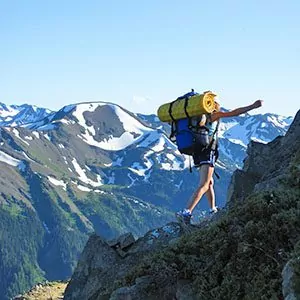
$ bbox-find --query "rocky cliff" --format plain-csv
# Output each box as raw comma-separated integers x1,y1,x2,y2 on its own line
228,109,300,203
64,110,300,300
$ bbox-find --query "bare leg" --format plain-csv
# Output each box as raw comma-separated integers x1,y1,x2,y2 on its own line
205,177,216,209
186,165,214,212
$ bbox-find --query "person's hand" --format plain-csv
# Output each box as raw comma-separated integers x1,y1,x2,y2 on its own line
252,100,263,109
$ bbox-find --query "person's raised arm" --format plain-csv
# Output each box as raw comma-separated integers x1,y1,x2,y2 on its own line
211,100,263,122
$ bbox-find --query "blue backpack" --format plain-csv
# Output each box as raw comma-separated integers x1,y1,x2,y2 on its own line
169,90,212,155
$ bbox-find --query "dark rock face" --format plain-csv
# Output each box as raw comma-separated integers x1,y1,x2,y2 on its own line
83,105,126,141
64,223,194,300
64,234,121,300
228,110,300,204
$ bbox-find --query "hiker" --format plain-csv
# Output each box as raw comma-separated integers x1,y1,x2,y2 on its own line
176,99,263,224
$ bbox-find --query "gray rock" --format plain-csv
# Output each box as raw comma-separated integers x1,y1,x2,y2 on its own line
282,259,299,300
109,277,154,300
176,280,197,300
64,233,120,300
107,233,136,250
228,110,300,205
64,223,193,300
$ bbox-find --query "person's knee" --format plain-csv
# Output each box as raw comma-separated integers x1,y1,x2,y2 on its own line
199,181,210,192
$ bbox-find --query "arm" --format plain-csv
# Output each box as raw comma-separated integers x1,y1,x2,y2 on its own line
211,100,263,122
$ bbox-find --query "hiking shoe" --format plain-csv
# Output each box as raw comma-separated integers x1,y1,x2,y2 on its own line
209,206,220,215
176,209,192,225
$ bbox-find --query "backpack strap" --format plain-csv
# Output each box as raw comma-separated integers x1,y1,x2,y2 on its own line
168,100,177,141
168,100,176,123
183,97,193,129
209,119,220,151
183,97,190,119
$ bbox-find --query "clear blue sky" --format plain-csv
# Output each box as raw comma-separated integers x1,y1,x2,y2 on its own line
0,0,299,117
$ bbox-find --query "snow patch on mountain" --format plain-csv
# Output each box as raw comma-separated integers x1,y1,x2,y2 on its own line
0,103,19,118
48,176,67,190
73,102,155,151
0,150,23,169
72,103,98,134
267,115,290,128
71,158,103,187
59,119,75,125
129,162,147,177
0,103,52,127
227,138,247,148
32,131,40,139
77,185,92,192
250,137,268,144
161,153,183,171
12,128,30,145
79,131,139,151
218,120,239,137
22,151,36,162
44,134,51,141
138,133,176,152
143,150,155,170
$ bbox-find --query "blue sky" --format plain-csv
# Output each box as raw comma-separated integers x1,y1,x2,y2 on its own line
0,0,299,117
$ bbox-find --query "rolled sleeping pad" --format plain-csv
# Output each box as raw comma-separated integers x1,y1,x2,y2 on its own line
157,91,217,122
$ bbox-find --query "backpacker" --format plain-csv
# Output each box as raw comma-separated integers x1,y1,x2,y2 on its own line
157,90,217,156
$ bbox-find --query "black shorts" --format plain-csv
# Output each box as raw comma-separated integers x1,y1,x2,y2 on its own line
193,147,219,167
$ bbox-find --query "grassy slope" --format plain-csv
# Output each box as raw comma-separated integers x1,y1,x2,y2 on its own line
124,151,300,299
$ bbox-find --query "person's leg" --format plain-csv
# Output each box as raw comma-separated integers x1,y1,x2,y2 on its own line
186,164,214,212
205,176,216,210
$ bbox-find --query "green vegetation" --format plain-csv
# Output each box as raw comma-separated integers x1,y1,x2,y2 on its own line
75,191,172,239
1,202,23,217
0,167,172,299
0,206,45,300
125,155,300,299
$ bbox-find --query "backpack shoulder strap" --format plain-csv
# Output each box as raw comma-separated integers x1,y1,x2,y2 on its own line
209,119,220,150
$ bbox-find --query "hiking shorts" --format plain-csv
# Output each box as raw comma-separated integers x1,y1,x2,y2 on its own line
193,147,219,168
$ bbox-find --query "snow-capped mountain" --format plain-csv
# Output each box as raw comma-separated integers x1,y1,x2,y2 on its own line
218,112,293,168
0,102,52,127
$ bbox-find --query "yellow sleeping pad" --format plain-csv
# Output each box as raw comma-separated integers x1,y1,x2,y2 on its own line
157,91,217,122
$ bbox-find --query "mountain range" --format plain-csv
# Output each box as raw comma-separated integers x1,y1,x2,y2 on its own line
0,100,294,299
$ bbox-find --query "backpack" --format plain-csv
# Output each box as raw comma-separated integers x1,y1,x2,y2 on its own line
169,90,219,156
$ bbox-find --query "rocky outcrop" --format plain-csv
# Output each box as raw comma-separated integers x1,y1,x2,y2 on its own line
64,223,197,300
228,110,300,204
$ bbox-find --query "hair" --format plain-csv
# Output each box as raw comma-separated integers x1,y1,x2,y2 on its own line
214,101,221,112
